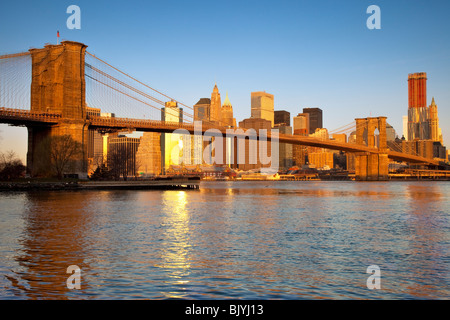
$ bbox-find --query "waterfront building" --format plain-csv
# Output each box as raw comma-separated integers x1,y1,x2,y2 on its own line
107,135,141,178
161,101,186,173
86,107,103,174
308,152,334,170
237,118,273,171
136,132,161,176
274,124,293,170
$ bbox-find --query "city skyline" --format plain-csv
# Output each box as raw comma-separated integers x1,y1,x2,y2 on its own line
1,1,450,302
1,0,450,162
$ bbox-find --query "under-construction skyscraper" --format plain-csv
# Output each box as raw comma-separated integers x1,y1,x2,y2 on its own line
407,72,429,140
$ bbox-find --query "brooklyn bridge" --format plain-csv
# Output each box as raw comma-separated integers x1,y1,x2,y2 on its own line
0,41,441,181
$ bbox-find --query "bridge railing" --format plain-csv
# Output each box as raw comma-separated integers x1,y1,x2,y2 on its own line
0,107,61,122
87,115,224,132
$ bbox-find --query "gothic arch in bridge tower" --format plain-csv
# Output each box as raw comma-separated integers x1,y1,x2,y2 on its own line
354,117,389,181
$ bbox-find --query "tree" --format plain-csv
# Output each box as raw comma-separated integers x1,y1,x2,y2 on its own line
107,144,139,181
0,150,26,181
35,135,82,180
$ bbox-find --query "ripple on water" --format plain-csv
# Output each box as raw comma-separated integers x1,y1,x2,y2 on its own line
0,182,449,299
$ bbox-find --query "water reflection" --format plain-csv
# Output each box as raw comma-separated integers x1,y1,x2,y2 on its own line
0,181,448,299
6,191,96,299
158,191,191,298
402,183,449,298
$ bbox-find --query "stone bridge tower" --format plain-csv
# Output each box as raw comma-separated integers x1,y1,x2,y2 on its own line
355,117,389,181
26,41,88,178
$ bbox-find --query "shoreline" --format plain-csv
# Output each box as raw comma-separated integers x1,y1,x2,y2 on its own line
1,176,449,191
0,177,201,191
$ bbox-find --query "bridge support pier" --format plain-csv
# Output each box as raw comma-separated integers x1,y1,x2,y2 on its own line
355,153,389,181
355,117,389,181
27,122,89,179
26,41,89,179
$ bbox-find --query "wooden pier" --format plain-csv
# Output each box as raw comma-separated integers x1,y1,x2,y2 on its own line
80,177,201,190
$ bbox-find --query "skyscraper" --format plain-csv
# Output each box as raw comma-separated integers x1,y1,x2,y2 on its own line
403,73,446,160
221,92,236,128
408,72,427,109
86,107,103,175
274,123,293,170
221,92,236,167
292,113,309,167
194,98,211,122
293,113,309,135
210,84,222,124
161,101,184,173
251,91,274,127
237,118,273,171
136,132,161,176
429,97,442,143
193,85,232,165
107,135,141,178
302,108,323,134
407,73,429,140
274,110,290,127
402,115,408,140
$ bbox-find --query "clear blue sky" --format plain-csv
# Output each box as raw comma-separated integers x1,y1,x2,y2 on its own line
1,0,450,162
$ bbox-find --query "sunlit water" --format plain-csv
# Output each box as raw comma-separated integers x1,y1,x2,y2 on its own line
0,181,449,300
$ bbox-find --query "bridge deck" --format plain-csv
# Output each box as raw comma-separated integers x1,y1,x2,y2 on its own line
0,107,440,166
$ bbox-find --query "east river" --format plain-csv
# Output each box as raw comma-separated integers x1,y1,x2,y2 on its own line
0,181,449,299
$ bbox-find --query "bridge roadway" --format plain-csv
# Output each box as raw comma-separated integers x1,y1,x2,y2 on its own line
0,107,440,166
